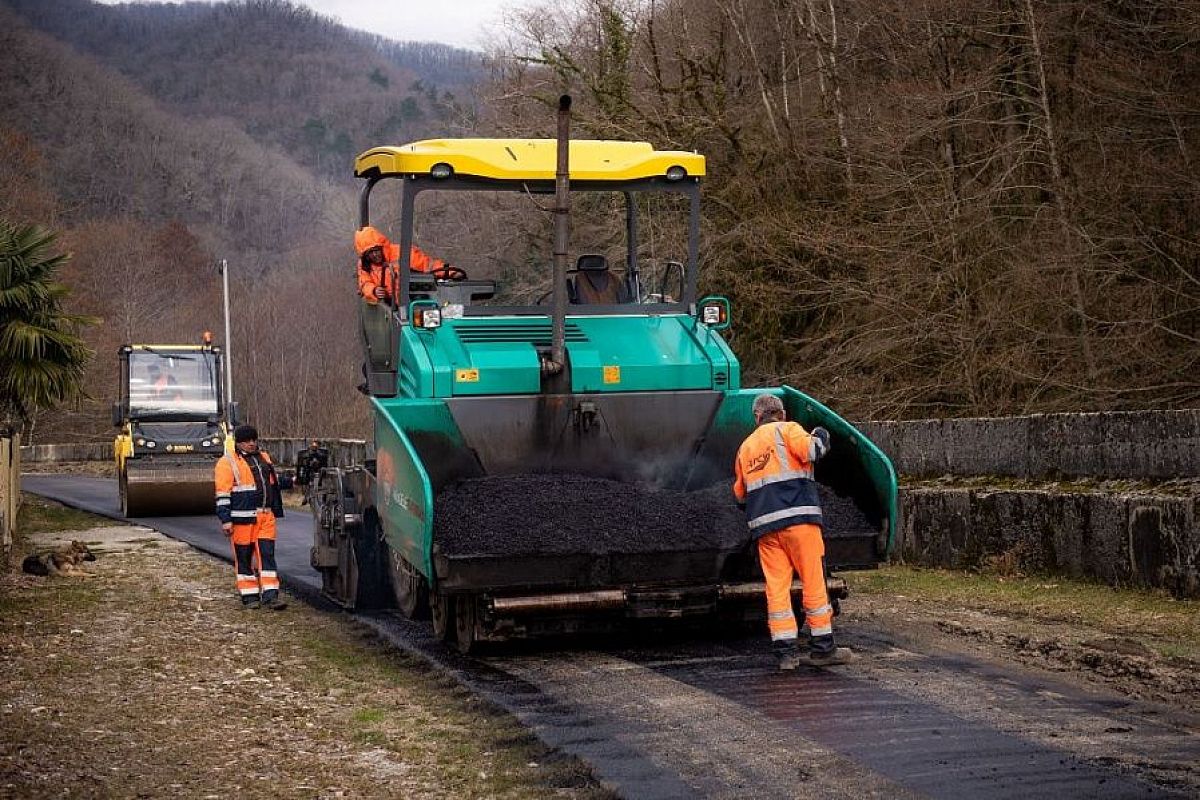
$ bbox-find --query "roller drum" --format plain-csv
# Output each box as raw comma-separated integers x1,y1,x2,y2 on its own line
123,456,218,517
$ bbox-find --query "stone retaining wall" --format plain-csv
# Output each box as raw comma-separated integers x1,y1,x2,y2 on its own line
900,487,1200,597
857,409,1200,480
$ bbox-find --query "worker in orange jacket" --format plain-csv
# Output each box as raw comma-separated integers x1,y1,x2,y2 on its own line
354,225,452,304
734,393,852,669
215,425,292,610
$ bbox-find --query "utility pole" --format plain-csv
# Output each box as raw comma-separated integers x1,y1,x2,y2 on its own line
548,94,571,377
218,259,234,407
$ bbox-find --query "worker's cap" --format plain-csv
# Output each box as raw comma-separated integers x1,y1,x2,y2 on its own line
752,393,785,416
233,424,259,443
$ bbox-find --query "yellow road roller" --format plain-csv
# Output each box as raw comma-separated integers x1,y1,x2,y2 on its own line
112,337,237,516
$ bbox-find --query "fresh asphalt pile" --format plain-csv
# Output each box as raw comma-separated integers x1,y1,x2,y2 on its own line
433,473,874,556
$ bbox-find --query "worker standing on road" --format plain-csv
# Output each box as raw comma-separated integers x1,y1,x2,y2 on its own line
734,393,852,669
355,225,450,304
215,425,292,610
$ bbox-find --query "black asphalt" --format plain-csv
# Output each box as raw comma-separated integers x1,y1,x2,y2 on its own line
23,473,1195,800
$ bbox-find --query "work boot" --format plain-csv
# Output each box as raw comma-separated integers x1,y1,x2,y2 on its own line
773,641,801,671
805,647,855,666
261,591,288,611
240,597,261,610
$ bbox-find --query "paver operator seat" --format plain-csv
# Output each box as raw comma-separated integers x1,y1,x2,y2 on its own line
570,254,630,305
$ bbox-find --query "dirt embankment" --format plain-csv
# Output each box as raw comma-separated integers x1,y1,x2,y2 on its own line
852,566,1200,713
1,507,612,799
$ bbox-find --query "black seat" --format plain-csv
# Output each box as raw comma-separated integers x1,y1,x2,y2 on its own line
571,254,628,305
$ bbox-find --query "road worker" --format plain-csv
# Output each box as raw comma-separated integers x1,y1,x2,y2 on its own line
733,393,853,669
215,425,292,610
146,363,183,403
354,225,455,305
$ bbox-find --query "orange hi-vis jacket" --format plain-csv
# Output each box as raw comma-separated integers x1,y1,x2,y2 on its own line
354,225,445,304
733,420,829,538
215,450,284,526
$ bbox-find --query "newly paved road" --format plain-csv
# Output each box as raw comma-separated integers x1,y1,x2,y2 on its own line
24,473,1200,800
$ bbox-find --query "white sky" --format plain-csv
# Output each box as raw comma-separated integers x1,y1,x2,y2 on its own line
96,0,542,49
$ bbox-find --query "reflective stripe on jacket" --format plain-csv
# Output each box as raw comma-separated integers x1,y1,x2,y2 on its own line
215,450,284,525
733,420,828,538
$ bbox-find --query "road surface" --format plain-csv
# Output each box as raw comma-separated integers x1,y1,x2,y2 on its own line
24,473,1200,800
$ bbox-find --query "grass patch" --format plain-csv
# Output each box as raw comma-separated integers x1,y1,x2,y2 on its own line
855,564,1200,657
2,580,101,613
351,707,388,725
17,492,121,536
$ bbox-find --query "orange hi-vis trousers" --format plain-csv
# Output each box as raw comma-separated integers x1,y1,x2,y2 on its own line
230,510,279,603
757,523,833,644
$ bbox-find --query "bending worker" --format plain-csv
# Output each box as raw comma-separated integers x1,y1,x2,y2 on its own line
733,393,853,669
215,425,292,610
355,225,451,304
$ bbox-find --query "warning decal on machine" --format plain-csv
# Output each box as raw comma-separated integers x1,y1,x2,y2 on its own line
456,368,480,382
603,365,621,384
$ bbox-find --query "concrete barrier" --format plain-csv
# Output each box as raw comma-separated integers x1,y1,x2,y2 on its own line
20,442,111,462
20,438,369,468
857,409,1200,480
900,487,1200,597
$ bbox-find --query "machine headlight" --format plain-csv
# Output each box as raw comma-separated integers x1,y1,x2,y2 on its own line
665,165,687,181
697,295,731,330
430,162,454,179
145,440,157,449
415,307,442,329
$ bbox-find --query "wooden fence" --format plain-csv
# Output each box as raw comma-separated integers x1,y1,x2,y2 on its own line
1,435,20,569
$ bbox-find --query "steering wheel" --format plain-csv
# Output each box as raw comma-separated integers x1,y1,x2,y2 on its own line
432,265,468,282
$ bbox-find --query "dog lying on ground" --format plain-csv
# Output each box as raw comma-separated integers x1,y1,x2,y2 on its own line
21,540,97,576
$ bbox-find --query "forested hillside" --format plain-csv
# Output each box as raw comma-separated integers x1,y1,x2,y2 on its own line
487,0,1200,418
0,2,368,441
3,0,1198,448
4,0,480,177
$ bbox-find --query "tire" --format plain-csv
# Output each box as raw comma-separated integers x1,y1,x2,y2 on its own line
388,548,429,620
352,511,391,610
430,587,455,644
454,594,479,655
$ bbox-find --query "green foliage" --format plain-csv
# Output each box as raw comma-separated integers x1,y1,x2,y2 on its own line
0,220,95,433
17,492,121,536
369,67,390,88
399,96,423,122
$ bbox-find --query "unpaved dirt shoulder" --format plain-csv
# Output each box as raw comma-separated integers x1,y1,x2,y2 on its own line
1,525,612,799
848,585,1200,713
841,584,1200,795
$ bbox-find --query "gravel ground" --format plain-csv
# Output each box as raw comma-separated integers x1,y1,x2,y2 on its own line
433,474,875,557
0,521,611,799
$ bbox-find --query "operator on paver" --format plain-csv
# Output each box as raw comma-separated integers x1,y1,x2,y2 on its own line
215,425,292,610
354,225,453,304
733,393,853,669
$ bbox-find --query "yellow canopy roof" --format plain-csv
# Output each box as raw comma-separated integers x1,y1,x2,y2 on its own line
355,139,706,182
